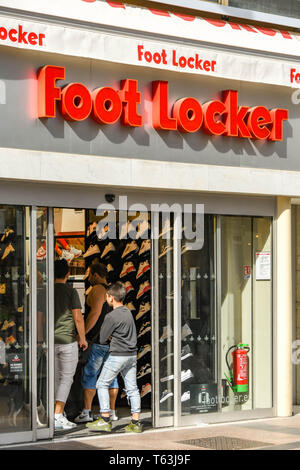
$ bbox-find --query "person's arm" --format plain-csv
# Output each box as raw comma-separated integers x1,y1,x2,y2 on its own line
72,308,88,350
85,286,106,335
99,315,115,345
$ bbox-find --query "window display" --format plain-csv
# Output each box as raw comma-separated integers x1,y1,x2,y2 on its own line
158,215,175,419
181,214,217,416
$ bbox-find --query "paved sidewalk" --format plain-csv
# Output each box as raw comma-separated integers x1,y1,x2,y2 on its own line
2,412,300,451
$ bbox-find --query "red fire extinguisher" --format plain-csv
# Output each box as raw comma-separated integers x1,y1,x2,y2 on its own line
225,343,250,393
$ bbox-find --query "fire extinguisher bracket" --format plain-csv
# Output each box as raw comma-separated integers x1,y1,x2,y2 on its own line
225,343,250,395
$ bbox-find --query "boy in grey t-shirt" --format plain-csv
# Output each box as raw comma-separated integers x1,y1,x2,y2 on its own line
86,281,142,433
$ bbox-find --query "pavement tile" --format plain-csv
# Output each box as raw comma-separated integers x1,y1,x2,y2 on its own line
2,413,300,451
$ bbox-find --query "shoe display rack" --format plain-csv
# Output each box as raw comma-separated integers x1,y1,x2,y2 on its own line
84,211,152,409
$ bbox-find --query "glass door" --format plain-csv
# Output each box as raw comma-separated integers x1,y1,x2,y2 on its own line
152,212,175,427
35,207,53,439
152,212,273,427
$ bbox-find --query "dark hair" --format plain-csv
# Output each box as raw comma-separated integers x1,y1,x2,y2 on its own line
54,259,70,279
90,261,107,279
107,281,126,302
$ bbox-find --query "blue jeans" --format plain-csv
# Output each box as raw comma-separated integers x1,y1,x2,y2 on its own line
81,344,119,390
97,355,140,414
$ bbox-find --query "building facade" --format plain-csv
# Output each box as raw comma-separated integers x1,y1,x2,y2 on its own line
0,0,299,445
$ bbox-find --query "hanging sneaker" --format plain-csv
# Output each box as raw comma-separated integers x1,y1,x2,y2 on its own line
125,302,136,312
160,353,174,362
158,244,173,259
160,373,174,383
36,245,47,261
119,221,137,240
54,414,77,430
83,244,100,258
137,321,151,338
86,221,97,237
120,261,136,278
159,325,173,343
6,335,16,345
97,224,109,241
1,228,14,243
101,242,116,259
74,410,94,423
160,390,173,403
60,249,75,263
136,260,150,279
121,241,139,259
181,323,193,340
137,363,151,379
137,344,151,360
139,239,150,256
140,383,152,398
124,281,134,295
136,301,151,320
1,243,15,261
136,281,151,300
181,391,191,402
181,244,191,256
159,220,173,239
181,344,193,361
69,246,82,258
124,420,143,433
1,320,10,331
181,369,194,382
136,220,150,239
86,417,112,432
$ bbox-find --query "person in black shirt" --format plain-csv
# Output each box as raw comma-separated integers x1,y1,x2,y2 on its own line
54,260,88,430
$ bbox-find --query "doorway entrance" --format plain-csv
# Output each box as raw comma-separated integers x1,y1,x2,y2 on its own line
52,207,152,434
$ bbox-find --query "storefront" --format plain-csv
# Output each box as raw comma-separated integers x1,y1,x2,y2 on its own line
0,0,298,445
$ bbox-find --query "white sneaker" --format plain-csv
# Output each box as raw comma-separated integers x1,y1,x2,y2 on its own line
181,391,191,402
160,373,174,383
160,390,174,403
181,369,194,382
110,410,118,421
54,414,77,430
74,411,94,423
159,325,173,343
181,323,193,340
60,249,75,263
